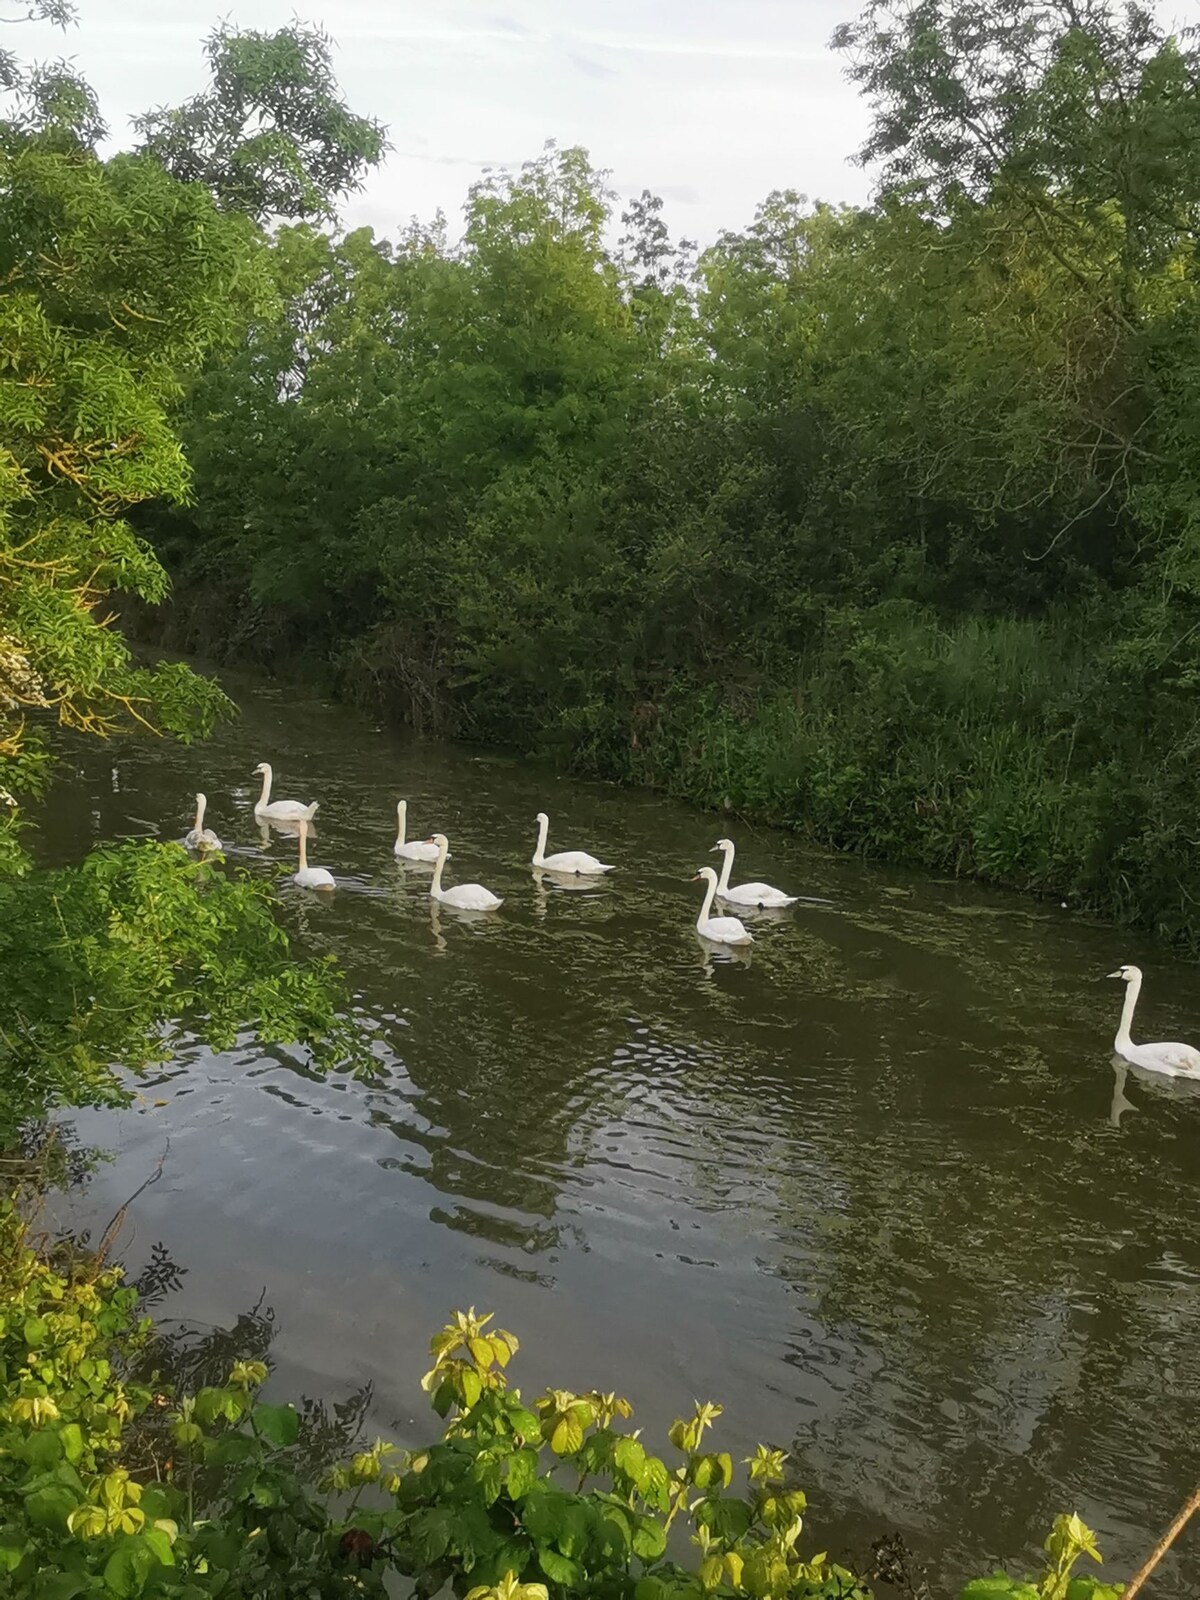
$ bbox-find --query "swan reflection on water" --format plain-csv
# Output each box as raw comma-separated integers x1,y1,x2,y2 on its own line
257,814,318,848
428,898,505,952
695,932,753,978
1109,1055,1200,1127
531,866,609,917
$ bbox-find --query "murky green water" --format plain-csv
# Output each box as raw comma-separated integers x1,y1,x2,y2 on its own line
37,665,1200,1595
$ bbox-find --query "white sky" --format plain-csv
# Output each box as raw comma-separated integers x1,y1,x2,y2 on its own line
14,0,876,245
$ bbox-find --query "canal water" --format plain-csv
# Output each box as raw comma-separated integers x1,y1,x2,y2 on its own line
37,664,1200,1595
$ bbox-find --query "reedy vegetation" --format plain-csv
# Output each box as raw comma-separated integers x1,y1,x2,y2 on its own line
146,0,1200,946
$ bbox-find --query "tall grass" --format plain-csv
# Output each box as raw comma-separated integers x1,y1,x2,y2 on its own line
611,602,1200,949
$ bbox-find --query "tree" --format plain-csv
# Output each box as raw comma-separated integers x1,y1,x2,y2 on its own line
0,119,267,864
0,13,366,1126
134,21,387,222
832,0,1200,279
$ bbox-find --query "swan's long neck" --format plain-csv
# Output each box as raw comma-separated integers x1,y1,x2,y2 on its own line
534,815,549,864
697,873,717,926
715,841,734,894
194,796,205,831
1116,974,1141,1049
395,802,407,848
298,826,309,872
257,766,272,808
431,839,448,896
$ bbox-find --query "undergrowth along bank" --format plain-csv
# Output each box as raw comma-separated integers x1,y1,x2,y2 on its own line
0,1199,1123,1599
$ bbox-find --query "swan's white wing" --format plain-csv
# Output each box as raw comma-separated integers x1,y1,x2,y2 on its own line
721,880,795,906
1145,1041,1200,1076
397,840,443,861
701,915,753,943
295,866,335,889
542,849,612,875
262,799,317,820
443,883,502,910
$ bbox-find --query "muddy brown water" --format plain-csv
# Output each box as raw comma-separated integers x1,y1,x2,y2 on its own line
35,664,1200,1595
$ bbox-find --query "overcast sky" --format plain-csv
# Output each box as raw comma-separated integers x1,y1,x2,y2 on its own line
15,0,876,244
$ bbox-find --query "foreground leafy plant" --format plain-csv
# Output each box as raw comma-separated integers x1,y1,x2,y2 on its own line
0,1212,1133,1599
961,1512,1122,1599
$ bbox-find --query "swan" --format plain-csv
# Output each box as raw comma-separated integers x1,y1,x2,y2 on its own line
692,866,753,946
293,817,335,890
253,762,318,823
427,833,502,910
1108,964,1200,1077
711,837,798,908
531,812,614,876
394,800,443,863
184,793,222,852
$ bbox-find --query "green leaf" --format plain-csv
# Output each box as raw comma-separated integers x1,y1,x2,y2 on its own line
103,1537,155,1598
599,1504,633,1555
20,1431,63,1468
469,1337,495,1368
538,1549,584,1586
24,1485,77,1532
23,1316,48,1348
506,1448,540,1500
556,1502,589,1558
549,1414,584,1456
510,1405,541,1440
410,1507,454,1565
137,1486,174,1523
58,1424,84,1466
639,1457,671,1512
632,1517,667,1560
0,1533,29,1573
34,1576,90,1600
432,1379,455,1418
614,1436,646,1481
635,1580,668,1600
140,1527,175,1567
253,1402,299,1449
460,1367,483,1408
702,1496,754,1541
472,1451,503,1506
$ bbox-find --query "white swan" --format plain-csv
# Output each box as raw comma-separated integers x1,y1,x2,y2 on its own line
428,832,502,910
692,866,753,946
1108,964,1200,1077
253,762,318,823
531,811,614,876
184,793,222,852
711,837,798,908
394,800,442,863
293,817,335,890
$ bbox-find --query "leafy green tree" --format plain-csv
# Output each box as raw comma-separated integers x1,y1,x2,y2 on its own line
0,10,379,1125
133,21,387,222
